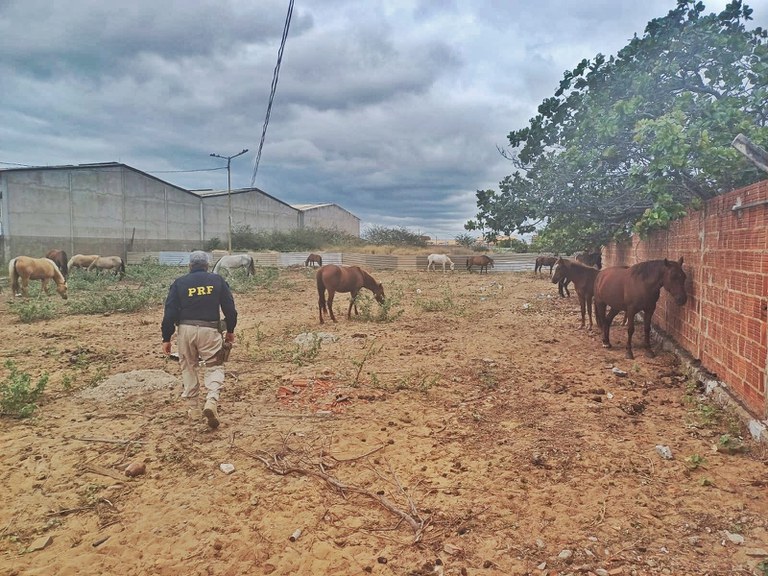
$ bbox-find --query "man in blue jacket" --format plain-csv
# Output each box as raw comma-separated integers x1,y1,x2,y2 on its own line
161,251,238,429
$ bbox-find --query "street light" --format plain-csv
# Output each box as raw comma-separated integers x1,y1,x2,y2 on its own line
210,148,249,253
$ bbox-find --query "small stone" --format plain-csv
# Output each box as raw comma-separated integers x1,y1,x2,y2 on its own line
612,367,628,377
595,569,609,576
124,462,146,477
746,548,768,557
724,531,744,545
27,535,53,552
219,463,235,474
558,549,573,560
537,561,547,570
655,445,673,460
535,538,546,549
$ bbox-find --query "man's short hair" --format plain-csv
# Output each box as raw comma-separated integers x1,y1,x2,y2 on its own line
189,251,209,270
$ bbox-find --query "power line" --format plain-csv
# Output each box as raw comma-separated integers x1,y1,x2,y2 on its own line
250,0,294,187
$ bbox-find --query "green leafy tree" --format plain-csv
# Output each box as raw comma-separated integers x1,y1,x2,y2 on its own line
454,232,477,248
468,0,768,250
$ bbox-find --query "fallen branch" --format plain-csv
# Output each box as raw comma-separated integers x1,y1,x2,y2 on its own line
85,465,129,482
236,445,427,543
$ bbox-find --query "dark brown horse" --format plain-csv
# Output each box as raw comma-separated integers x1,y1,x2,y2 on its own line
558,251,601,296
594,258,687,359
9,256,68,299
316,264,385,324
305,253,323,267
45,249,69,279
466,255,494,273
551,258,600,330
575,251,602,270
534,255,558,275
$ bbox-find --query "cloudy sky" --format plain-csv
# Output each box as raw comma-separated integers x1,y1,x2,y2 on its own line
2,1,765,240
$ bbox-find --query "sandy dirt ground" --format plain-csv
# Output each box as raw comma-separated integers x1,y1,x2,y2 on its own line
0,266,767,576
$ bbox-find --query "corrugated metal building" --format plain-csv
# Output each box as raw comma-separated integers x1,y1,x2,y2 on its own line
0,163,361,263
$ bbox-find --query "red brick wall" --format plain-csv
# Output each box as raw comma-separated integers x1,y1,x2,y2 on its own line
603,180,768,419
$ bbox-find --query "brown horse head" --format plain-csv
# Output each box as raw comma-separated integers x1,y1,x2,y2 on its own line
662,257,687,305
551,258,567,284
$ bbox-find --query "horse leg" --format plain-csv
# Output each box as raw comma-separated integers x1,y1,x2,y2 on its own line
347,289,359,319
643,305,656,357
577,293,586,329
586,295,594,331
327,290,337,322
599,304,619,348
318,290,326,324
624,307,636,359
41,278,51,296
21,277,30,298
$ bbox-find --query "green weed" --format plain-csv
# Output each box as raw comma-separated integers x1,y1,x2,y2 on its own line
8,298,58,323
0,360,49,418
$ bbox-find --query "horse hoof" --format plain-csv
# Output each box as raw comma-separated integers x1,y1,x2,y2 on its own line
626,352,634,360
645,350,656,358
602,343,611,349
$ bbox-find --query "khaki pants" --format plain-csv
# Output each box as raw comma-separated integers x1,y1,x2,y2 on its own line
177,324,224,402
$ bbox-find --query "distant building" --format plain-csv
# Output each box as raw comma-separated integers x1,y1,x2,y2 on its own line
0,162,361,262
290,203,360,237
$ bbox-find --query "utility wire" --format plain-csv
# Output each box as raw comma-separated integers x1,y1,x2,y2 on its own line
250,0,294,187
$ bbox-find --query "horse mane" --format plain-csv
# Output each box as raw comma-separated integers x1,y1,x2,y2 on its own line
44,258,66,284
630,259,667,281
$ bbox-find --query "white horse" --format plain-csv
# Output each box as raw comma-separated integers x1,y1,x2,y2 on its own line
427,253,455,273
213,254,255,277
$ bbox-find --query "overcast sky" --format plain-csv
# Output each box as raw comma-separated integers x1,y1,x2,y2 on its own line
2,1,765,240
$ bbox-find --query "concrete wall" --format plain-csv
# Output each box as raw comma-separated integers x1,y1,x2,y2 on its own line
299,204,361,236
0,164,204,260
201,190,299,243
603,179,768,420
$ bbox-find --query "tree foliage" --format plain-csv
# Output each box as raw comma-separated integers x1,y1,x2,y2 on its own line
467,0,768,250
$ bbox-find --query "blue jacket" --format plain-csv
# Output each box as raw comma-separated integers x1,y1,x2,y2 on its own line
161,269,238,342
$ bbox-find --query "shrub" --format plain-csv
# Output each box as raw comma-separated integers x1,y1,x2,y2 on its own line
0,360,48,418
8,298,58,323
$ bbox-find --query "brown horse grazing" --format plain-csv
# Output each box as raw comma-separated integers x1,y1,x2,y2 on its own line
466,255,494,273
305,253,323,267
9,256,68,299
45,249,69,279
551,258,601,330
534,255,558,275
68,254,100,271
316,264,385,324
88,256,126,278
594,258,687,359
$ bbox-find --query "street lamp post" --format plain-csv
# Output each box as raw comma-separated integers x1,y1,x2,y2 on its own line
210,148,249,253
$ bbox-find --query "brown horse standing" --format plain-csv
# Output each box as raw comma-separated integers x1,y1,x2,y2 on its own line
534,255,558,275
594,258,687,359
551,258,600,330
316,264,385,324
305,253,323,267
45,249,69,279
9,256,68,299
466,255,494,273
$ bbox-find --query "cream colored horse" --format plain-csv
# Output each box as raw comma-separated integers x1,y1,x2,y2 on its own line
88,256,126,278
68,254,100,270
9,256,68,299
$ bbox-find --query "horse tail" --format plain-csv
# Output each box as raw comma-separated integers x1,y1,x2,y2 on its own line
318,256,322,266
119,258,126,277
212,258,221,274
9,258,19,294
248,256,255,276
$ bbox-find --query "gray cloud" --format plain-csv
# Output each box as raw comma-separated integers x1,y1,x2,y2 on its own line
1,0,764,240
